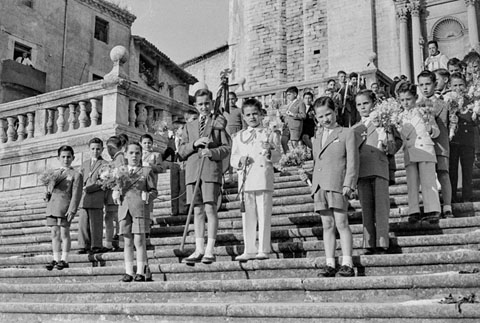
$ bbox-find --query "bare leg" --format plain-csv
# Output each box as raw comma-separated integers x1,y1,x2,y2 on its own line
204,203,218,257
319,210,336,262
333,209,353,263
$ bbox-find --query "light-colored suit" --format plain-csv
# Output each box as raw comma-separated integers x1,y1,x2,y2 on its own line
353,122,402,248
311,126,359,196
45,168,83,220
230,126,281,254
400,108,441,215
78,158,107,249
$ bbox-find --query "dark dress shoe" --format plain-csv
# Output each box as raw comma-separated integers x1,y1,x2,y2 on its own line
45,260,57,271
55,260,69,270
318,265,337,277
375,247,390,254
183,253,204,265
422,212,440,224
364,248,376,255
336,265,355,277
145,265,153,282
408,213,421,224
201,255,216,264
77,248,89,254
134,274,146,282
121,274,133,282
443,210,454,218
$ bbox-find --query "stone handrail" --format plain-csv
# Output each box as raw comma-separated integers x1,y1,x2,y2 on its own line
235,68,392,108
0,45,195,148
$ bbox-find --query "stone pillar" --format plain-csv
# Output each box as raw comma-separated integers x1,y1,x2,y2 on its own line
397,7,411,80
466,0,480,50
410,1,423,79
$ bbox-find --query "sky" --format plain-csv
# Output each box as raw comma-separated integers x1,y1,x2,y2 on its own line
111,0,229,64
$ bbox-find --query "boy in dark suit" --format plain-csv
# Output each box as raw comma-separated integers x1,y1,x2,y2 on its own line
113,142,158,282
45,146,83,270
77,138,108,254
178,88,231,264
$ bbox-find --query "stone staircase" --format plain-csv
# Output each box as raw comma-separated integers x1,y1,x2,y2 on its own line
0,157,480,322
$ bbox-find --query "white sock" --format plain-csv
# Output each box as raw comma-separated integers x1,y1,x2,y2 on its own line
61,252,69,262
443,205,452,213
125,261,134,276
136,261,146,275
205,238,216,256
105,241,113,249
53,252,61,262
341,256,353,267
326,257,336,268
195,238,205,254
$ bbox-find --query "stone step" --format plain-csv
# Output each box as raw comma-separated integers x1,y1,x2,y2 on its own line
0,271,478,306
0,301,477,323
0,248,478,283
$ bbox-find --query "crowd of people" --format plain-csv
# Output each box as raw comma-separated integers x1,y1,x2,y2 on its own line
42,44,480,280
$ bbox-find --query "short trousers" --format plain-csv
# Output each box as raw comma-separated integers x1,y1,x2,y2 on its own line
46,216,70,228
186,181,221,206
313,187,348,212
289,128,302,141
119,212,149,236
435,156,449,172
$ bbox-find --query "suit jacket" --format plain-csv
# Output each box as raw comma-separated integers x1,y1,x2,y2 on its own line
451,110,480,147
230,127,281,192
106,151,126,205
353,122,401,181
79,158,107,209
283,99,306,132
311,126,359,194
429,96,450,157
400,108,439,165
117,166,158,220
142,151,164,174
45,168,83,218
178,115,231,185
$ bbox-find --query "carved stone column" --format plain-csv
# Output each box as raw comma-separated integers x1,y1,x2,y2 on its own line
466,0,480,50
410,1,423,79
397,7,411,80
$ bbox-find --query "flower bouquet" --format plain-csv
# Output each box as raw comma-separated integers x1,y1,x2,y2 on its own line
443,91,470,139
370,99,403,149
279,146,311,186
39,168,63,201
98,165,139,203
467,78,480,119
417,98,436,125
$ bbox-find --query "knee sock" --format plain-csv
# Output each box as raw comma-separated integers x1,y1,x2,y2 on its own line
53,252,61,262
342,256,353,268
205,238,216,256
326,257,336,268
61,252,69,262
136,261,146,275
195,238,205,254
125,261,134,276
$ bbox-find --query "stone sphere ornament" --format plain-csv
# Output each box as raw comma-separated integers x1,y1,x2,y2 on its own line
110,46,129,65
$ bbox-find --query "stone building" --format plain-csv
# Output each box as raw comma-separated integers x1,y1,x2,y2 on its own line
181,44,229,94
0,0,196,105
227,0,480,92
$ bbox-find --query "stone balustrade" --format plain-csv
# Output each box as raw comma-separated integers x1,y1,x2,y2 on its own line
236,68,391,107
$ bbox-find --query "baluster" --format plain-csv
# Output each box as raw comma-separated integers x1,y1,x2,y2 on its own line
78,101,88,128
0,119,6,143
90,99,99,126
68,103,78,130
129,100,137,127
136,103,147,131
146,106,154,132
17,115,26,141
57,106,66,133
26,113,34,139
46,109,55,134
6,117,16,142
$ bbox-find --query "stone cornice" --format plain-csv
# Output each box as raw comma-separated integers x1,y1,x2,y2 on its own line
465,0,477,6
76,0,136,27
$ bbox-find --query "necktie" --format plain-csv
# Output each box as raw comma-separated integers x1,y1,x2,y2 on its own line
130,168,135,175
199,116,206,137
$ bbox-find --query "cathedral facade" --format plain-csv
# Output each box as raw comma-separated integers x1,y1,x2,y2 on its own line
228,0,480,91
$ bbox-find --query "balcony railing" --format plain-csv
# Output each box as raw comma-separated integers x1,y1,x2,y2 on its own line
0,46,194,152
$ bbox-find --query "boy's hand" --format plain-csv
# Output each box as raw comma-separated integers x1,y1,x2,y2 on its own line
343,187,354,199
201,148,212,158
114,198,122,206
239,156,251,167
44,192,52,202
66,211,75,222
194,137,209,148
